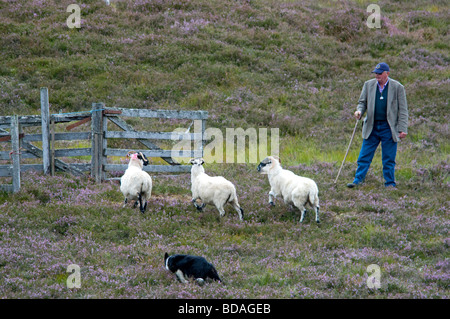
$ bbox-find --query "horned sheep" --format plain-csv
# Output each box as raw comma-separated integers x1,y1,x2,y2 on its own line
257,156,320,223
120,151,152,214
189,158,244,221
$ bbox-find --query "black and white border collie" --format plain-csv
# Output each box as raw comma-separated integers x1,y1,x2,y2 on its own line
164,253,222,285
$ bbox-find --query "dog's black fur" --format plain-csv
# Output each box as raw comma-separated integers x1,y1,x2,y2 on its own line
164,253,221,283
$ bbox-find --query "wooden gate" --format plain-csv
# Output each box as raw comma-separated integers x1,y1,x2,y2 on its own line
0,88,208,192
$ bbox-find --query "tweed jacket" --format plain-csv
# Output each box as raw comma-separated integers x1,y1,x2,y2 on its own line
357,78,408,143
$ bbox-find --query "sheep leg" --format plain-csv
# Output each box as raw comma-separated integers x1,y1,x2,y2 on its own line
191,198,198,209
217,206,226,217
123,198,128,208
268,190,276,206
300,209,307,223
192,198,205,211
138,193,145,214
315,206,320,224
293,199,307,223
142,200,148,213
231,201,244,221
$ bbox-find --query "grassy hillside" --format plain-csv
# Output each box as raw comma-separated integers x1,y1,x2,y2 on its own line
0,0,448,167
0,0,449,299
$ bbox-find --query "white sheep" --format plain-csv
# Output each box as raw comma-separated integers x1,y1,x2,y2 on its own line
189,158,244,221
120,151,152,214
257,156,320,223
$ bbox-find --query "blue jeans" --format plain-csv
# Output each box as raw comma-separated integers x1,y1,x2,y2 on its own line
353,121,397,187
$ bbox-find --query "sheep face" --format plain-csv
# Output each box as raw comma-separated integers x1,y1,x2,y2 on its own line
190,158,205,176
128,152,149,167
189,158,205,166
257,156,280,174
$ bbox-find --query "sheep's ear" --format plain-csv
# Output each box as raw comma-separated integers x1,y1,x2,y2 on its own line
164,252,169,260
200,158,205,165
189,158,195,165
273,156,280,164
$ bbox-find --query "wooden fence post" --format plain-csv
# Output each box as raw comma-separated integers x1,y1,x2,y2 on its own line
51,119,55,176
40,87,51,175
101,106,108,182
91,103,104,183
11,115,21,192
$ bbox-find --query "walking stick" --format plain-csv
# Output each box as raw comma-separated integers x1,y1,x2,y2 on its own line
334,119,359,184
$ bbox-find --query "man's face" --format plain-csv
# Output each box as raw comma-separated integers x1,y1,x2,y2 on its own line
375,71,389,84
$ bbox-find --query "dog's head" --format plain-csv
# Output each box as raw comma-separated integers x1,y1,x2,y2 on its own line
257,156,280,174
164,252,185,273
164,252,171,271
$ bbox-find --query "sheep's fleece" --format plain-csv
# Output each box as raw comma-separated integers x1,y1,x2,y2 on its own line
120,152,152,214
257,156,320,223
190,158,244,221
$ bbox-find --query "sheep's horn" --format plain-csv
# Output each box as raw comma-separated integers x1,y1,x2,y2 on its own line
139,152,149,166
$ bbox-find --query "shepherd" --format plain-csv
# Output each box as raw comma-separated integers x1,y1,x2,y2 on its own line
347,62,409,188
